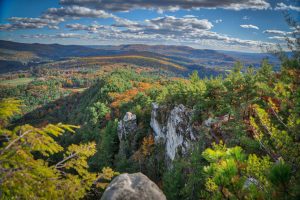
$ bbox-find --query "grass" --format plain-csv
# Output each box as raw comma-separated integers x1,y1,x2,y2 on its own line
0,77,34,86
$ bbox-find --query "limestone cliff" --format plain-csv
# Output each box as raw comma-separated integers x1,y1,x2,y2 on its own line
150,103,198,161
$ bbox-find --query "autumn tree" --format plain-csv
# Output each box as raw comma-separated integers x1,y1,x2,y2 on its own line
0,98,118,199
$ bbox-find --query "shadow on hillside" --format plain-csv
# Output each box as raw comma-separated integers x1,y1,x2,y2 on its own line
14,79,104,127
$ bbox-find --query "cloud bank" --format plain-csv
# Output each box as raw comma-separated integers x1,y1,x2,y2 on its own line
60,0,271,11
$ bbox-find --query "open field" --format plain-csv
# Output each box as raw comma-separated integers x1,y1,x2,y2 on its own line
0,77,34,86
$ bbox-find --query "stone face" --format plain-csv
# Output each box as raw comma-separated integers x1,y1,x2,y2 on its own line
117,112,137,141
243,177,259,189
203,114,229,127
101,173,166,200
116,112,139,159
150,103,198,161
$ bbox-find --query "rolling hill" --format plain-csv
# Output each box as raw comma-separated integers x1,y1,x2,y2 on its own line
0,40,280,75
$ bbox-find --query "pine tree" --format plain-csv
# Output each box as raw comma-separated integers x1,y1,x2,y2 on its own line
202,142,273,199
91,120,119,169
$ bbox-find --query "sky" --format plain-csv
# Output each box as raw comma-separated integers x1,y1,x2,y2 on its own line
0,0,299,52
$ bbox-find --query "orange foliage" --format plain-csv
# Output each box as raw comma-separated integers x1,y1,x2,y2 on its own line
66,79,73,85
132,134,155,162
109,81,154,108
261,95,281,113
105,112,111,121
110,89,139,108
142,135,155,156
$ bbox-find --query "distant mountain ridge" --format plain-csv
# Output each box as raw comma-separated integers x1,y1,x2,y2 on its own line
0,40,119,59
0,40,281,74
87,44,281,68
87,44,236,61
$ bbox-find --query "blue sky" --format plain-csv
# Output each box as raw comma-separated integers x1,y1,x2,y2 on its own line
0,0,299,52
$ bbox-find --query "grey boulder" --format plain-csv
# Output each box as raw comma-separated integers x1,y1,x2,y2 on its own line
101,173,166,200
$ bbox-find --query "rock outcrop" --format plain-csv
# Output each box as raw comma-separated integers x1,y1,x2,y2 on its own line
150,103,198,161
101,173,166,200
117,112,137,141
116,112,140,159
203,115,229,127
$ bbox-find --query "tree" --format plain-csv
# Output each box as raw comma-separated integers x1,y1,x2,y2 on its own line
202,142,273,199
189,70,200,83
0,98,117,199
268,160,292,198
141,135,155,156
87,102,110,125
162,161,186,200
90,120,119,170
265,10,299,69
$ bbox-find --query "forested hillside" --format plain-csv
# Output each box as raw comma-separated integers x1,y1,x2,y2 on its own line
0,40,280,74
0,3,299,199
1,48,299,199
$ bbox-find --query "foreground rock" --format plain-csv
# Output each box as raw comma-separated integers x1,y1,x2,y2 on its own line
101,173,166,200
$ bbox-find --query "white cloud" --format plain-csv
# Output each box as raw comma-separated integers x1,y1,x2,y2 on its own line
268,36,286,41
274,3,300,12
21,33,91,39
240,24,259,30
44,6,114,19
215,19,223,23
263,29,292,35
157,6,180,14
56,33,82,38
0,17,63,30
268,36,295,43
66,23,103,33
145,16,214,33
183,15,196,18
0,5,116,31
60,15,274,52
112,17,142,31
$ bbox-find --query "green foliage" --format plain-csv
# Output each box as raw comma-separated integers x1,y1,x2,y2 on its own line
160,71,206,107
201,141,300,199
202,142,273,199
1,46,300,200
257,59,273,82
162,161,186,200
268,161,292,188
0,79,71,114
0,99,118,199
87,102,110,125
0,98,22,127
90,120,119,170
